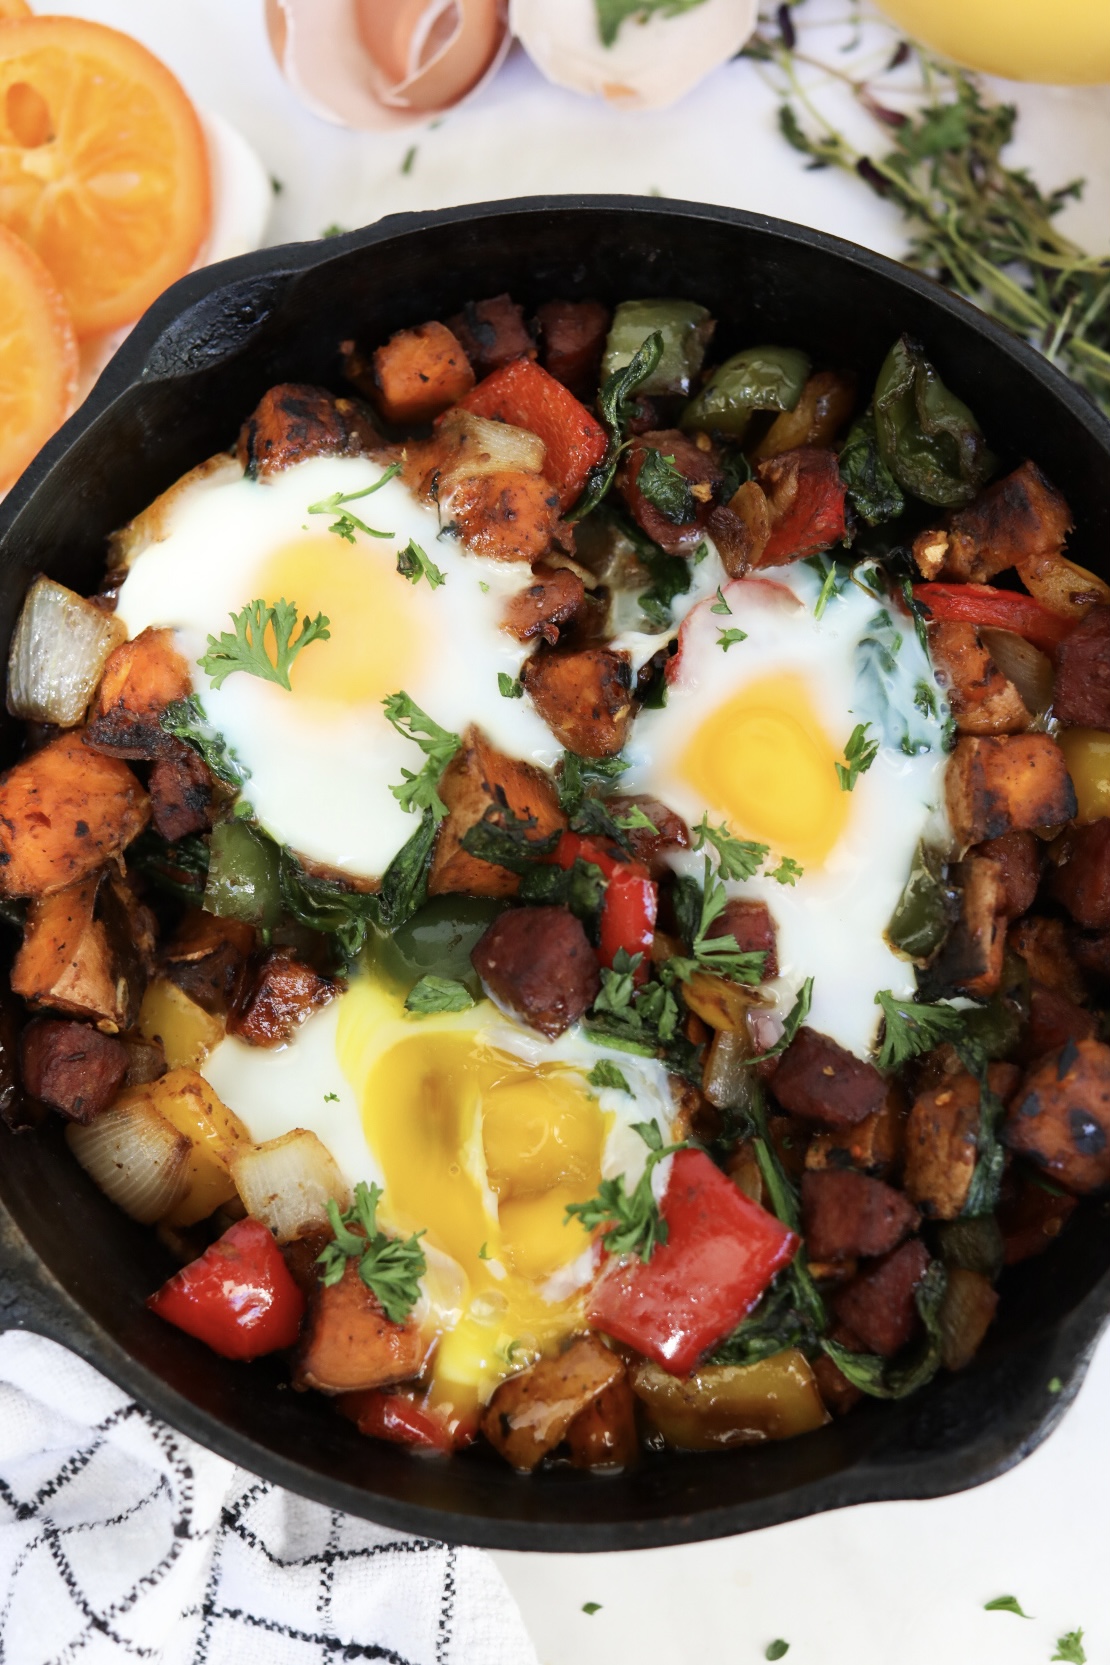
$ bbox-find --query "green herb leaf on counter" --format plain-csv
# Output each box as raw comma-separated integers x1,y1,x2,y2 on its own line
396,538,445,589
321,223,347,239
317,1181,426,1324
404,975,475,1015
565,1118,683,1262
766,1643,790,1662
594,0,708,47
1053,1631,1087,1663
324,1092,339,1102
588,1059,632,1093
822,1260,947,1399
160,694,251,791
874,990,968,1070
836,721,878,791
717,626,748,651
401,144,417,175
382,692,461,820
568,331,664,521
497,672,524,699
308,465,400,542
636,448,695,524
199,598,330,692
984,1596,1033,1619
582,1602,602,1616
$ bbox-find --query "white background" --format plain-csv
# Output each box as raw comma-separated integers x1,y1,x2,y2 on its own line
29,1,1110,1658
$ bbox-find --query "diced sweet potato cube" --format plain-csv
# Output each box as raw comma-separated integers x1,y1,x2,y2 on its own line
1005,1036,1110,1193
84,627,191,760
606,795,690,867
479,1335,623,1471
367,321,476,426
535,298,610,398
236,383,380,476
1008,915,1086,1003
973,830,1041,918
904,1065,1018,1220
771,1026,886,1128
447,293,535,378
1052,605,1110,728
10,868,149,1032
565,1371,638,1470
938,1267,998,1371
918,855,1004,1001
617,428,723,555
833,1239,930,1357
939,460,1073,584
20,1018,128,1123
228,951,340,1047
295,1259,430,1394
522,646,633,758
1050,820,1110,928
500,566,586,645
945,735,1076,846
149,742,216,841
801,1169,918,1261
471,906,599,1039
928,620,1031,735
444,470,564,563
428,726,565,899
0,734,148,898
804,1087,904,1179
160,910,256,1015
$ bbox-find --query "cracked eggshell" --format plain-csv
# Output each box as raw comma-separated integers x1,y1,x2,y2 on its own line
265,0,511,131
511,0,758,109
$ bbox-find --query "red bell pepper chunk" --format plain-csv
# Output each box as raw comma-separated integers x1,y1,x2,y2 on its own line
551,830,657,976
760,447,847,566
338,1387,478,1453
912,581,1073,655
588,1148,798,1374
460,358,607,513
147,1217,305,1361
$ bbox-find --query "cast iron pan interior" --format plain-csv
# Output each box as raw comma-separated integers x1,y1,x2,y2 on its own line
1,198,1108,1551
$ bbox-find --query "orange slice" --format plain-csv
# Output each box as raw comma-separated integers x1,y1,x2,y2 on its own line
0,222,76,491
0,17,211,336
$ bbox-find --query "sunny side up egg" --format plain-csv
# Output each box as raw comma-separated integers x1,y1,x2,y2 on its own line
617,560,952,1059
113,453,562,878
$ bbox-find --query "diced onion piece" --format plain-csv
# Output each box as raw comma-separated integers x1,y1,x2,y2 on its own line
630,1350,829,1450
980,627,1054,717
67,1100,190,1224
702,1027,752,1109
437,408,546,488
6,576,126,726
1017,551,1110,621
230,1128,350,1243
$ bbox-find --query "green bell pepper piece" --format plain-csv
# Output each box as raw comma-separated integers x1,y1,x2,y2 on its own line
378,895,506,997
203,819,281,929
873,335,996,508
601,299,714,396
680,345,810,438
886,843,955,960
935,1215,1004,1279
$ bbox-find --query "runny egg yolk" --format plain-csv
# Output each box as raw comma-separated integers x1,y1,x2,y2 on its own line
249,536,425,706
337,981,606,1407
681,671,849,867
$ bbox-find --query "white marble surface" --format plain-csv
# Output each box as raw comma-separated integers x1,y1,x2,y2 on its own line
30,1,1110,1657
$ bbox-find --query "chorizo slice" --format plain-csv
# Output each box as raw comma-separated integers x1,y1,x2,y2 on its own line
771,1026,886,1128
801,1169,919,1261
1050,820,1110,929
1004,1036,1110,1194
236,383,380,477
447,292,535,377
20,1018,129,1123
471,906,599,1038
1051,605,1110,728
479,1336,624,1471
522,646,633,758
148,742,217,842
1008,915,1086,1004
617,428,723,555
606,795,690,867
832,1239,931,1358
534,298,610,399
705,897,778,981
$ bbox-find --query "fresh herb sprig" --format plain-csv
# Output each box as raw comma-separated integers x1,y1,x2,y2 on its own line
874,989,967,1070
665,858,767,986
316,1181,426,1324
568,332,664,520
595,0,709,48
836,721,878,791
565,1119,683,1262
307,465,400,541
693,815,805,887
199,598,330,691
396,538,446,589
381,692,461,820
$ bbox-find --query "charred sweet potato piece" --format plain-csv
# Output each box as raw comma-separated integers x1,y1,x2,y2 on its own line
84,627,191,760
804,1088,904,1179
522,646,633,758
236,383,380,477
904,1065,1018,1220
607,795,689,867
998,1171,1078,1263
928,620,1031,735
1017,983,1098,1062
479,1335,623,1472
938,460,1073,585
707,480,772,578
945,735,1076,846
617,429,724,555
754,446,847,567
801,1169,919,1261
20,1018,128,1123
367,321,476,426
833,1239,931,1357
704,897,778,982
973,830,1041,918
228,951,340,1047
160,910,255,1016
428,726,565,899
771,1026,886,1128
500,566,586,645
11,870,149,1032
1008,915,1086,1003
0,734,149,898
919,855,1004,1001
1052,605,1110,729
448,293,535,377
565,1371,638,1470
751,370,857,461
148,743,216,842
444,470,564,563
1050,820,1110,929
535,298,610,398
471,906,599,1038
294,1259,429,1394
1005,1036,1110,1194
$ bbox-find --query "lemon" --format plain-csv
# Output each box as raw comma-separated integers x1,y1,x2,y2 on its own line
875,0,1110,84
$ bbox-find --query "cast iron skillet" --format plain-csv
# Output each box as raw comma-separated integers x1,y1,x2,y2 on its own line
1,197,1109,1552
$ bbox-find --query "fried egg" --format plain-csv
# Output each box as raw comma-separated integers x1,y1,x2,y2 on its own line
114,454,562,879
617,560,952,1059
203,971,675,1410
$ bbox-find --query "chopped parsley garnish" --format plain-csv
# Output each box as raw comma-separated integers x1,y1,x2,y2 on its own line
874,990,968,1070
568,331,664,520
307,464,400,541
324,1091,339,1103
693,815,768,881
717,626,748,651
805,553,847,619
565,1119,682,1262
401,143,417,175
612,802,658,835
836,721,879,790
1053,1631,1087,1663
665,858,767,985
636,448,695,524
770,855,803,886
404,975,475,1015
588,1059,632,1093
711,586,732,615
984,1596,1033,1619
396,537,445,588
760,977,815,1061
594,0,709,48
381,692,461,820
497,671,524,699
316,1181,426,1324
199,598,330,691
478,1242,491,1260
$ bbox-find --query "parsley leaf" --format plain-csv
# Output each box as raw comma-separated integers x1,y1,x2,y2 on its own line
693,815,768,881
382,692,461,820
874,989,968,1070
396,538,446,588
497,671,524,699
770,855,804,886
984,1596,1033,1619
636,448,695,524
199,598,330,691
324,1091,339,1102
307,465,400,541
1053,1631,1086,1663
612,802,658,834
588,1059,632,1093
569,332,664,520
594,0,710,48
710,586,732,614
316,1181,426,1324
836,721,879,790
759,977,815,1061
558,750,632,814
717,626,748,651
404,975,475,1015
565,1119,683,1261
665,858,767,986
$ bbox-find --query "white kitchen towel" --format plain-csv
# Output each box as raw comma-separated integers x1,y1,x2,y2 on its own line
0,1331,539,1665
